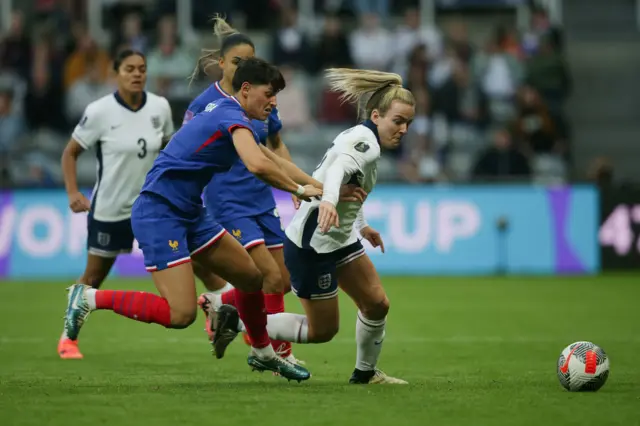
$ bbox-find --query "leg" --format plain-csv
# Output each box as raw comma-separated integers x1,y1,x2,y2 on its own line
192,260,232,293
59,217,133,359
191,232,267,352
336,249,406,384
79,254,117,289
200,215,292,354
62,196,209,354
193,233,310,381
263,237,341,344
259,213,295,356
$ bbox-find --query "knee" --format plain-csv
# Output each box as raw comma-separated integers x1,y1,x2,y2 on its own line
262,268,283,294
170,308,197,329
360,296,390,321
241,266,264,293
308,324,339,344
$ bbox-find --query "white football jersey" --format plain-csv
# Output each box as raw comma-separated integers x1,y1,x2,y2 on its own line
286,124,380,253
72,92,174,221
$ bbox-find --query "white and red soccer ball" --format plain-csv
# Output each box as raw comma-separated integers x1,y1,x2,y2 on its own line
557,341,610,391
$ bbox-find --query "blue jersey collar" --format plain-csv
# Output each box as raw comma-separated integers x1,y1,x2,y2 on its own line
362,119,381,145
114,91,147,112
214,81,242,106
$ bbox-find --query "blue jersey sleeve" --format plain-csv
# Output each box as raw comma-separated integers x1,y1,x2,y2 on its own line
219,108,254,140
268,107,283,136
183,99,202,125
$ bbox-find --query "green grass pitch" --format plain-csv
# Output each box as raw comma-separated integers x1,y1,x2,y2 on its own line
0,275,638,426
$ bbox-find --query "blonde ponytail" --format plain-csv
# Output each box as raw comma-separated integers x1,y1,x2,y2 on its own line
189,15,242,84
325,68,415,119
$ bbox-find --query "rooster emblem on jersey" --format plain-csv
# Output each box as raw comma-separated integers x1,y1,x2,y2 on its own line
232,229,242,240
168,240,179,251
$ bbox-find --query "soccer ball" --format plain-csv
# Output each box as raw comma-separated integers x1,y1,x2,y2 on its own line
557,341,610,391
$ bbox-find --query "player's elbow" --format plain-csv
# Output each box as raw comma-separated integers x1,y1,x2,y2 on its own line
245,157,272,177
62,139,83,162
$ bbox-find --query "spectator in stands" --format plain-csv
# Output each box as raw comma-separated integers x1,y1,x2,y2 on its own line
446,20,474,64
271,7,314,72
472,128,531,181
471,28,524,124
521,6,564,57
512,86,561,155
349,13,393,71
525,34,571,114
392,7,442,79
405,44,429,91
0,88,25,156
0,11,31,77
352,0,390,20
25,33,66,131
65,61,114,124
274,65,312,131
431,44,486,127
111,12,148,56
64,31,110,90
313,13,353,72
588,157,614,190
146,15,195,98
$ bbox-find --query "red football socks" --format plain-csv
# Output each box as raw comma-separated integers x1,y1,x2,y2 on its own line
221,288,237,306
235,289,270,349
95,290,172,327
264,292,291,356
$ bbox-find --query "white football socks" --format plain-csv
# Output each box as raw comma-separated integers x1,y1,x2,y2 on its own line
85,288,97,310
210,282,234,295
61,284,96,341
237,313,309,343
355,311,386,371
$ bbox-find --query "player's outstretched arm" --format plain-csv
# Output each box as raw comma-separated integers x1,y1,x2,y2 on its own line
267,133,293,162
259,144,367,204
61,139,91,213
259,145,321,187
317,154,361,233
232,128,321,201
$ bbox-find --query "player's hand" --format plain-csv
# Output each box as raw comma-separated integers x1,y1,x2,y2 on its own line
291,194,302,210
339,184,368,203
361,226,384,253
68,192,91,213
318,201,339,233
297,184,322,202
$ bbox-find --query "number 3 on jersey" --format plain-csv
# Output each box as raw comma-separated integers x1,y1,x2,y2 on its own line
137,138,147,159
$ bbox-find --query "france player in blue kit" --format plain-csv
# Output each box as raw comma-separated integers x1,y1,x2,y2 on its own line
63,58,323,382
185,17,366,363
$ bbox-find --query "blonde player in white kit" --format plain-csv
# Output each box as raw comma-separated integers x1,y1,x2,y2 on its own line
203,68,415,383
57,50,174,359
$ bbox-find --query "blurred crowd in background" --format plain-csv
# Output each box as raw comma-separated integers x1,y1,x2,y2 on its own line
0,0,576,188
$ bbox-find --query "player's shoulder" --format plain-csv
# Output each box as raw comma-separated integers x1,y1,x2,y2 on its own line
334,124,380,156
145,91,170,109
188,84,223,113
84,93,118,113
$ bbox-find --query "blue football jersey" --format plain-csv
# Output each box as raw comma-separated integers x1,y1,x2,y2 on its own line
184,81,283,222
141,97,259,217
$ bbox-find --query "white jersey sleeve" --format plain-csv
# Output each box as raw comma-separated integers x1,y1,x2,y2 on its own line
355,207,368,231
322,129,380,206
72,102,106,149
285,124,380,253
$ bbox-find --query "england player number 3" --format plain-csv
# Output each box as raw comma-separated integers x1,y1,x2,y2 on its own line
137,138,147,159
